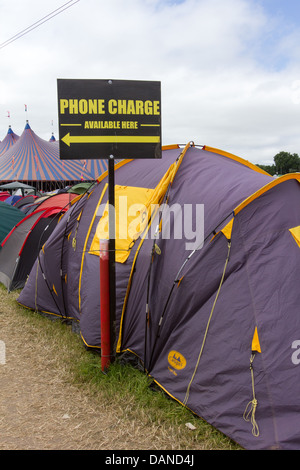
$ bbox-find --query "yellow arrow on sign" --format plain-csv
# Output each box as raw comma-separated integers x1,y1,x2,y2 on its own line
61,133,160,147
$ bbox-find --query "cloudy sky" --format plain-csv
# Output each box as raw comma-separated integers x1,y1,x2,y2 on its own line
0,0,300,165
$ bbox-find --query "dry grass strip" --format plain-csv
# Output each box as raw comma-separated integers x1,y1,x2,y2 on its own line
0,287,237,450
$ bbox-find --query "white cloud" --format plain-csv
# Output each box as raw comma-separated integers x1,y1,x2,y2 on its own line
0,0,300,165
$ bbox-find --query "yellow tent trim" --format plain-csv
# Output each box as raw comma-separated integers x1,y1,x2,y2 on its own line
57,212,65,223
115,204,160,353
80,331,102,350
143,141,191,207
161,144,181,151
116,142,191,351
78,183,108,313
96,159,133,184
17,300,76,321
252,327,261,353
89,185,155,263
70,193,83,206
95,144,189,185
90,142,192,264
289,225,300,248
221,218,234,240
234,173,300,216
203,146,271,176
209,217,234,243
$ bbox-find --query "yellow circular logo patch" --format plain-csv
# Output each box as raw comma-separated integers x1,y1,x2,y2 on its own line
168,350,187,370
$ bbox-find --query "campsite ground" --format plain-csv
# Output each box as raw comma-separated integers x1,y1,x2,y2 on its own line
0,287,239,451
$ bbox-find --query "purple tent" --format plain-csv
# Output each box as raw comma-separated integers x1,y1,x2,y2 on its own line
17,143,300,449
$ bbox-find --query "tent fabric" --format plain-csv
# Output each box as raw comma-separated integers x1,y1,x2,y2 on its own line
67,182,96,194
0,181,35,192
0,127,19,157
13,195,38,209
0,201,25,244
17,144,300,450
0,122,113,184
4,195,23,205
0,207,65,291
20,192,80,215
0,122,91,182
0,191,10,201
33,192,79,211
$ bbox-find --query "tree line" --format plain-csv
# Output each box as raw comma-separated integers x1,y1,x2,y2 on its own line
257,151,300,176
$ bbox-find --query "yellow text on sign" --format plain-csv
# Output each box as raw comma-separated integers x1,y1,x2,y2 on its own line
83,121,139,129
60,99,160,115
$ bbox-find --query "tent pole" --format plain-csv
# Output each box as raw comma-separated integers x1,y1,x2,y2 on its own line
100,239,111,372
108,155,116,365
99,155,116,372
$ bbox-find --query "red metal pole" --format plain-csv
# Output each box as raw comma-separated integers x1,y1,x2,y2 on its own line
100,238,111,372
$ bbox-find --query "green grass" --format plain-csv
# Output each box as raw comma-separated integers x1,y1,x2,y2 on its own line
69,352,240,450
1,285,241,450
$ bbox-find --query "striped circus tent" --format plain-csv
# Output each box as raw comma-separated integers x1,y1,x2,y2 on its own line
0,126,19,157
0,122,110,191
83,158,108,180
48,132,108,178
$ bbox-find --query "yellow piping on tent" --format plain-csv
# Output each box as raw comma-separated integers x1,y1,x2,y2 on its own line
91,142,192,264
161,144,181,151
70,193,83,206
17,300,76,321
80,331,102,350
234,173,300,216
183,239,232,406
203,145,271,176
78,183,108,313
213,175,300,245
96,159,133,184
116,204,160,353
116,142,192,352
95,144,182,186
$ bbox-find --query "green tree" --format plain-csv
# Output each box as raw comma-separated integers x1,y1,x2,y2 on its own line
256,164,276,175
273,151,300,175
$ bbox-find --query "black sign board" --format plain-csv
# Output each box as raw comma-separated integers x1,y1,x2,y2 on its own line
57,79,161,160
